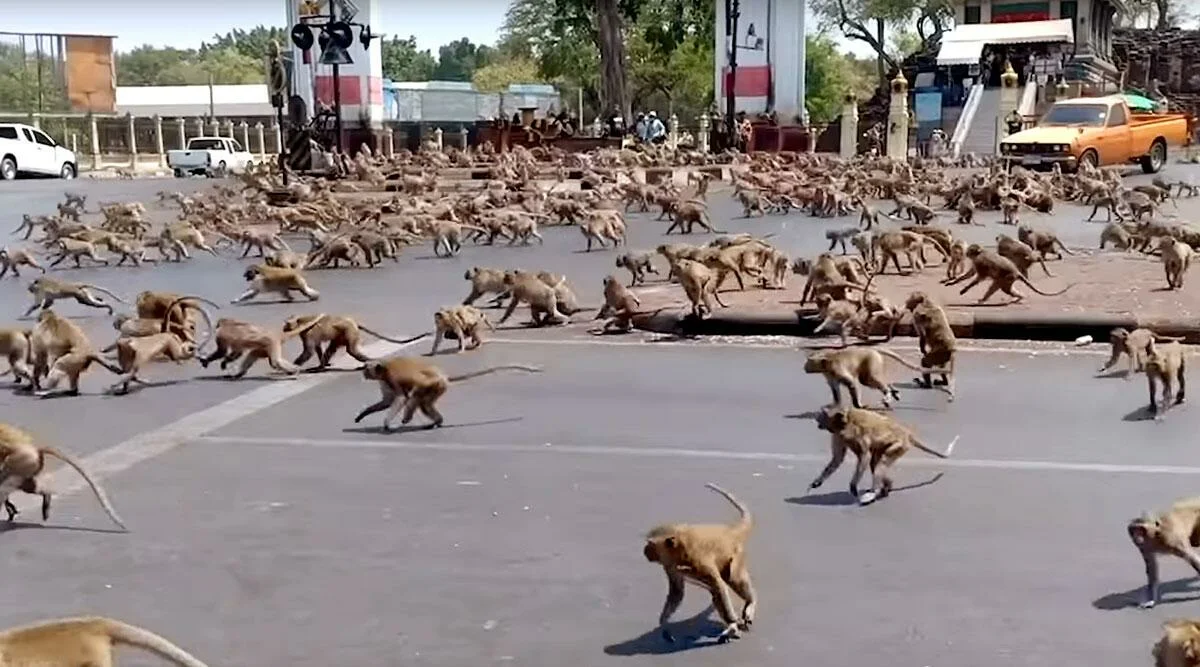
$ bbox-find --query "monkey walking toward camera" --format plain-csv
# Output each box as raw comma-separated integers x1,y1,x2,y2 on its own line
643,483,756,644
0,616,209,667
809,406,957,506
1128,497,1200,609
1154,618,1200,666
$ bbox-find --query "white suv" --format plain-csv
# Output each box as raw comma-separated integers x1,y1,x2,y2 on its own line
0,123,78,180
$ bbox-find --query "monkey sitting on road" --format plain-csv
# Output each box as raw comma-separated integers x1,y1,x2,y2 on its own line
0,422,126,530
1099,327,1184,378
1153,618,1200,666
643,483,756,644
810,406,957,506
0,616,210,667
1127,497,1200,609
353,358,541,432
804,346,947,410
1144,338,1187,419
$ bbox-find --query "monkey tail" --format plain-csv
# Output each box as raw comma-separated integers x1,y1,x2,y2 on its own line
704,483,752,534
39,448,127,531
357,326,431,346
447,364,542,383
875,348,932,373
81,284,128,304
99,617,211,667
281,314,329,341
1153,334,1188,343
909,435,958,459
1055,239,1077,255
1019,276,1076,297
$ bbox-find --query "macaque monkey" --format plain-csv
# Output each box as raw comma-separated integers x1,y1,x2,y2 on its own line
905,291,957,400
1144,338,1187,418
462,267,512,307
1099,327,1184,378
1159,238,1194,290
105,333,198,395
498,270,571,326
0,423,125,529
615,251,659,286
810,407,957,506
804,346,947,409
429,305,493,355
24,277,126,317
353,357,541,431
284,314,429,370
28,309,122,396
1154,618,1200,667
675,258,728,318
48,238,109,268
1017,224,1075,259
0,328,32,386
199,316,327,379
1099,221,1134,251
643,483,756,644
810,294,860,346
996,234,1053,278
1128,497,1200,609
0,616,209,667
944,245,1073,303
824,226,861,254
233,265,320,304
0,246,45,278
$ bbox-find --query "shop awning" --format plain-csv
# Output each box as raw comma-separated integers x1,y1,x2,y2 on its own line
936,19,1075,66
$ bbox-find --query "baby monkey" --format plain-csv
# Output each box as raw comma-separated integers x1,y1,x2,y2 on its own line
1128,497,1200,609
644,483,756,644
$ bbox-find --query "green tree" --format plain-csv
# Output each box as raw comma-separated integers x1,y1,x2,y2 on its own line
0,42,69,112
472,57,544,92
502,0,601,113
117,46,199,86
381,35,436,81
433,38,493,81
199,26,288,61
117,44,266,86
805,35,872,124
810,0,951,88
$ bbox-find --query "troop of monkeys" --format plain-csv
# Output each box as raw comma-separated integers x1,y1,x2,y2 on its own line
6,149,1200,664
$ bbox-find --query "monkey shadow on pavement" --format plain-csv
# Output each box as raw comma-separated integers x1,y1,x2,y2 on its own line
784,473,946,507
1092,578,1200,610
603,606,725,656
341,417,523,435
1122,405,1159,422
0,521,126,536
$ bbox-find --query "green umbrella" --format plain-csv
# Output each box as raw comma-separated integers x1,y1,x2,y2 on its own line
1123,94,1158,112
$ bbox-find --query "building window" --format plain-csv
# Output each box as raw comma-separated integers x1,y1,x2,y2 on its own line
1061,0,1078,33
965,5,982,23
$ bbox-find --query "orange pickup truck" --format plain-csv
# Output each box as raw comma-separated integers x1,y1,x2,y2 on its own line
999,95,1191,174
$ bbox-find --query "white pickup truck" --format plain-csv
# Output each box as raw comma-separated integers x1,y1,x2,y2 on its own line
167,136,255,177
0,123,78,180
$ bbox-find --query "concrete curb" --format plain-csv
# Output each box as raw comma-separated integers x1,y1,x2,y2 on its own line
632,308,1198,343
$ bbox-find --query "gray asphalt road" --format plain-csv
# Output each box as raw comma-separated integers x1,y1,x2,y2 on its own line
1,170,1200,665
0,340,1195,666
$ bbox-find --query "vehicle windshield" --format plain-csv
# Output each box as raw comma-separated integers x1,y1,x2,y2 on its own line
1041,104,1108,127
187,138,226,150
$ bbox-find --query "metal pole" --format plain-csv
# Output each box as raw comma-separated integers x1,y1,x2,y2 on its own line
208,72,215,120
726,0,739,141
330,0,344,153
35,36,44,113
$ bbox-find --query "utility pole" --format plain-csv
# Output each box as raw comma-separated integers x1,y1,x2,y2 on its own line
329,0,344,153
726,0,739,140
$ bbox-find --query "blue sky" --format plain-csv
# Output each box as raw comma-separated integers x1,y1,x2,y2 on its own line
4,0,508,53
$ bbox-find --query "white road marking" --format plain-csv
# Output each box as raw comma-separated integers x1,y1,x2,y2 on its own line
195,435,1200,476
10,339,418,514
489,336,1113,356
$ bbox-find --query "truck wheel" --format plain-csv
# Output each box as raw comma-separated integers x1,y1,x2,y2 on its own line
1078,149,1099,171
173,169,185,178
1141,140,1167,174
0,156,16,181
59,163,75,180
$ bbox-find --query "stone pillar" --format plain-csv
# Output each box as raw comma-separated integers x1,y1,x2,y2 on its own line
29,114,40,130
255,123,266,159
384,127,395,156
153,115,166,168
434,127,444,150
668,113,679,149
272,121,282,155
127,113,138,168
89,113,101,170
460,123,468,150
239,122,250,151
840,93,859,159
193,118,204,139
223,120,235,140
1055,77,1070,103
698,114,711,153
997,60,1021,152
886,72,909,160
209,119,220,137
591,117,603,138
176,118,187,149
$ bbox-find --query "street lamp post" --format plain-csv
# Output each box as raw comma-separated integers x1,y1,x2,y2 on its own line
726,0,739,140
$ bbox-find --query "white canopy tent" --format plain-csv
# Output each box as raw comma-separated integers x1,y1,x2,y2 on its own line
935,19,1075,66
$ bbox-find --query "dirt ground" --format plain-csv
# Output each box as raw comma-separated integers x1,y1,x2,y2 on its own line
633,248,1197,321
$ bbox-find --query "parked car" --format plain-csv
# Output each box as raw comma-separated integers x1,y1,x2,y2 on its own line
0,123,78,180
1000,95,1190,174
167,136,255,177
